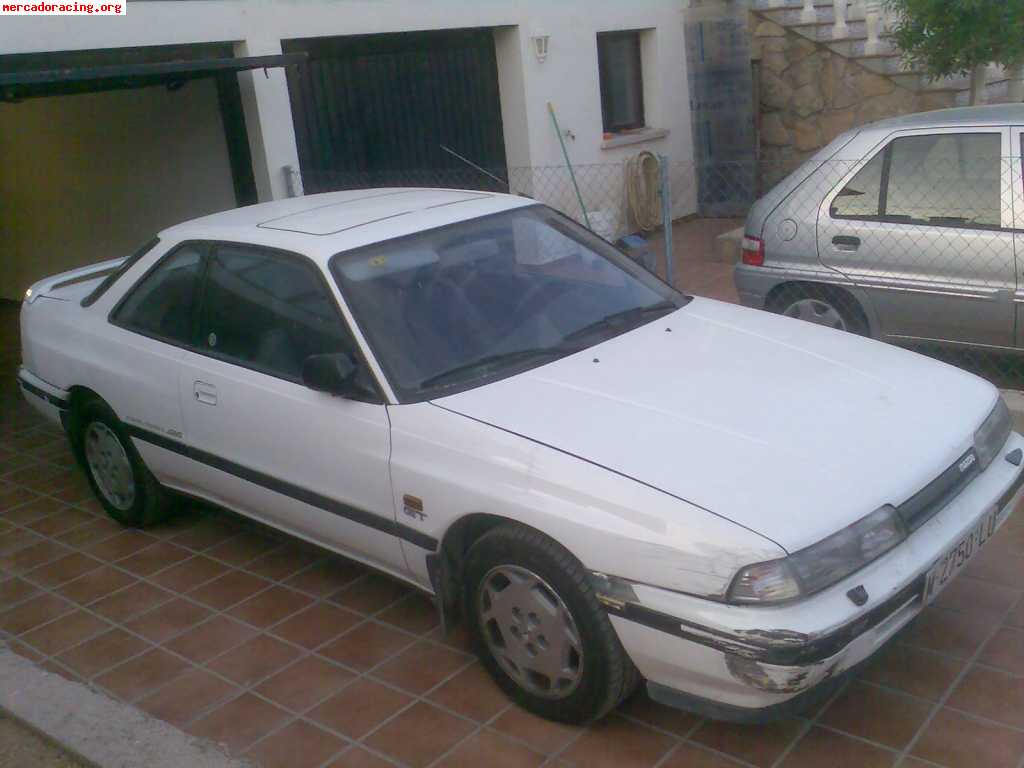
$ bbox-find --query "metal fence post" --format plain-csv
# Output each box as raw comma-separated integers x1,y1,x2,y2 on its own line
658,154,675,288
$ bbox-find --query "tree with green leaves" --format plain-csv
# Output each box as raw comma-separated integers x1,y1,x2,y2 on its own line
885,0,1024,103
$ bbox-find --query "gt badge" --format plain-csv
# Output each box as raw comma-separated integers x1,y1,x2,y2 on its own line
402,494,426,521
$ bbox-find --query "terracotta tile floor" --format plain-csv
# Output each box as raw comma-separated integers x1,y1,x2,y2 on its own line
648,217,742,302
2,278,1024,768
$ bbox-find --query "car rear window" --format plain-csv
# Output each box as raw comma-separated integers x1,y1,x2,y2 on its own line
81,237,160,307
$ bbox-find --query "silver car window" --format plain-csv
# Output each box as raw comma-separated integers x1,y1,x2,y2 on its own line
886,133,1001,227
831,151,884,219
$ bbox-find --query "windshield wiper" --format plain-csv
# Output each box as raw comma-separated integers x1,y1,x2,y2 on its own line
562,300,679,344
419,345,582,390
418,301,679,391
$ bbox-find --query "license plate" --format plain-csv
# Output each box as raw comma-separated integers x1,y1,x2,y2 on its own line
924,507,999,603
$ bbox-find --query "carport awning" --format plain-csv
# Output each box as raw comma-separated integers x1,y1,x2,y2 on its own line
0,52,307,100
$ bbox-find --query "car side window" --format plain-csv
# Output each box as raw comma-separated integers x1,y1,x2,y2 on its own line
112,244,205,345
832,133,1002,228
831,150,884,219
885,133,1001,227
200,243,357,383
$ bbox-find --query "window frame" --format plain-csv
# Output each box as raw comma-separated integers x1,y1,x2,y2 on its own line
110,239,385,403
597,30,646,134
828,128,1008,233
108,240,211,350
82,237,161,308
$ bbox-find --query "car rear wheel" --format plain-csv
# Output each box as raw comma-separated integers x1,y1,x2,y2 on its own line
74,398,174,528
463,523,638,723
773,285,868,335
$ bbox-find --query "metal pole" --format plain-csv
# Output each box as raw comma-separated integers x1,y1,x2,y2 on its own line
659,154,674,288
548,102,591,230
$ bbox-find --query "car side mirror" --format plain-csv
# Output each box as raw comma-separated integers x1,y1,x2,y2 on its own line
302,353,360,397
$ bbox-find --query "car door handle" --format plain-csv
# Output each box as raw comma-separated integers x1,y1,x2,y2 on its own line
193,381,217,406
832,235,861,251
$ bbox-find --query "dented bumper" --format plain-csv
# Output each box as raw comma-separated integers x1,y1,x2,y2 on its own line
604,433,1024,720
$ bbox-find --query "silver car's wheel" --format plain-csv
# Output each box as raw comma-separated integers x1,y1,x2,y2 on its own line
84,422,136,511
478,564,584,699
783,298,847,331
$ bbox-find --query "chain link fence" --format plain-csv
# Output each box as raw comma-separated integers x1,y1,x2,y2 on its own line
304,147,1024,391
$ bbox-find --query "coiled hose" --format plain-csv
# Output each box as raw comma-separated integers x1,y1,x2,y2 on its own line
623,151,661,233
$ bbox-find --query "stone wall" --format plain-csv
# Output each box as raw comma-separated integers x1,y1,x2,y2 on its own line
751,17,955,185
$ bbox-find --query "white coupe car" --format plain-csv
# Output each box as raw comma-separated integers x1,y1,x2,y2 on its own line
18,189,1024,724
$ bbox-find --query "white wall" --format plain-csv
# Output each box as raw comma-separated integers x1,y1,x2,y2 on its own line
0,0,696,235
0,79,237,299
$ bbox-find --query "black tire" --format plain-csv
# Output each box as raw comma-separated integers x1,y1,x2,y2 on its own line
72,397,174,528
770,284,869,336
463,523,639,724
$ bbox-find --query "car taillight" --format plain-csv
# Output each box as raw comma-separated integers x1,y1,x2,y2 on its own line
741,235,765,266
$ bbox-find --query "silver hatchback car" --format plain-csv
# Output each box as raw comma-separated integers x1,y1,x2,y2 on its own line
735,104,1024,352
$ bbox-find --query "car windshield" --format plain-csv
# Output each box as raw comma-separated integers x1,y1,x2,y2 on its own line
330,205,688,402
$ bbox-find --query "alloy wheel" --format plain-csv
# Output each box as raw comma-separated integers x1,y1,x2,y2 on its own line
84,422,136,511
783,298,847,331
477,564,584,699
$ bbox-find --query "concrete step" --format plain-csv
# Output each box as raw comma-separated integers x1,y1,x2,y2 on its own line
803,20,868,42
831,37,897,58
759,6,836,25
889,72,922,90
923,73,972,91
986,79,1011,102
857,54,917,76
752,0,835,10
713,227,744,265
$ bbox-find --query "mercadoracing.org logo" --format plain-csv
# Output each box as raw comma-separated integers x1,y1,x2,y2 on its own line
2,0,124,12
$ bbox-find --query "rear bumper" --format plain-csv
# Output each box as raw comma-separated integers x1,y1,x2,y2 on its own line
732,263,780,308
609,433,1024,720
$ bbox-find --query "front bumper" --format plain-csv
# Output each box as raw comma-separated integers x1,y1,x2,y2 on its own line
607,432,1024,720
17,366,70,425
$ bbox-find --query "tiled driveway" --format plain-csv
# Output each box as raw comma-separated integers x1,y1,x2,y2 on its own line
2,299,1024,768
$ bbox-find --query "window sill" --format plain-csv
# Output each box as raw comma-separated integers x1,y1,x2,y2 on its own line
601,128,669,150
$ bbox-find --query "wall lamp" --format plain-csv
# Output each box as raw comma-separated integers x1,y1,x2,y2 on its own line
531,33,550,63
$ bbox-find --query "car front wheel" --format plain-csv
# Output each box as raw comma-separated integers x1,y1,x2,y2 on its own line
463,523,638,723
74,398,174,527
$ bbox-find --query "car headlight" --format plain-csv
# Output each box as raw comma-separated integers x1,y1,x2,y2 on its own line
728,506,907,604
974,396,1011,471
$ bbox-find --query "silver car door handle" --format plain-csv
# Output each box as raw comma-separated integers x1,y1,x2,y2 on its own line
832,235,861,252
193,381,217,406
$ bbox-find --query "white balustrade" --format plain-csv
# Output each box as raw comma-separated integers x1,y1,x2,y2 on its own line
864,0,883,53
969,64,988,105
1009,64,1024,103
832,0,849,37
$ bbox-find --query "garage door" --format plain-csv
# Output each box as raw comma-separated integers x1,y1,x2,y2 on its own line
0,44,301,301
284,29,508,194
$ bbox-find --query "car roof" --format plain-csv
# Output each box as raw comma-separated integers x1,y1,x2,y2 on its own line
158,187,537,265
864,103,1024,132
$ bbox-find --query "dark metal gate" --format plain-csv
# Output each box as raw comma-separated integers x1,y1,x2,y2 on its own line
284,29,508,194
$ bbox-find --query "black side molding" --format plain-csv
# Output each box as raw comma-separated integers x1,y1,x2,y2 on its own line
125,424,438,551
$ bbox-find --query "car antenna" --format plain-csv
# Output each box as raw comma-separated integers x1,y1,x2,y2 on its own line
440,144,514,193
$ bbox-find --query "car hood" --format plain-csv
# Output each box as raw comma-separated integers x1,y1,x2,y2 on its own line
433,298,997,552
